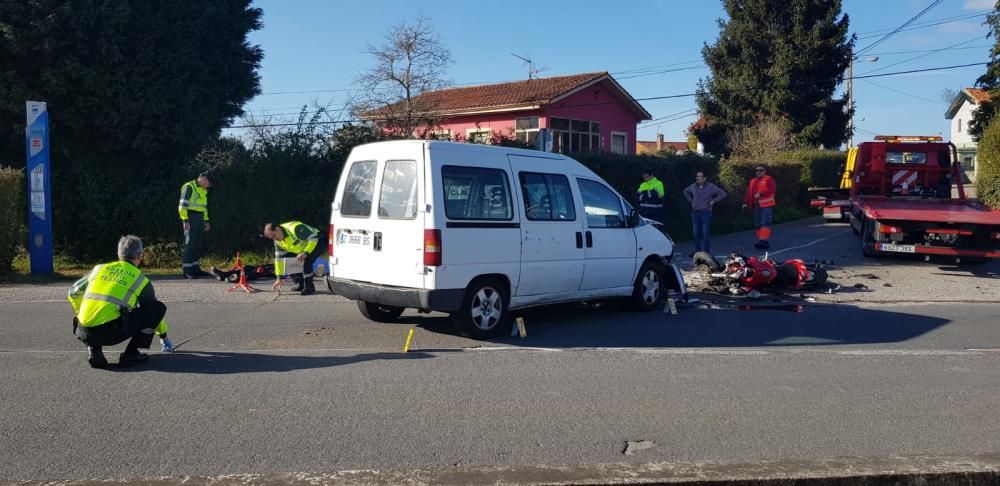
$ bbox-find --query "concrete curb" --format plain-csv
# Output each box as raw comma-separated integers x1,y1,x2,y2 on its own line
6,453,1000,485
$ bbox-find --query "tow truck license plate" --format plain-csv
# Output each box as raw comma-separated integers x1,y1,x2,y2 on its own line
879,243,915,253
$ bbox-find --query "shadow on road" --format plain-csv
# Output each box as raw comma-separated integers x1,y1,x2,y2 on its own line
404,302,951,349
111,351,434,374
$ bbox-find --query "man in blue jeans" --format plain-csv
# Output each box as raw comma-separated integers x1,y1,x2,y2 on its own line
682,171,727,256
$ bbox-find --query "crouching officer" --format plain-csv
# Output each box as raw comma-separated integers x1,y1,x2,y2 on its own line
263,221,327,295
68,235,173,369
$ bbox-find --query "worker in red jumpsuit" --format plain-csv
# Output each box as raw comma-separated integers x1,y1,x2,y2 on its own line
741,165,777,250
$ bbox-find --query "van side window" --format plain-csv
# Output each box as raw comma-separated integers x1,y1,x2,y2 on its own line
341,161,377,217
441,166,512,220
577,178,625,228
519,172,576,221
378,160,418,219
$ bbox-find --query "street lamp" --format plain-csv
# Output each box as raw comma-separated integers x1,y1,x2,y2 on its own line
847,55,879,148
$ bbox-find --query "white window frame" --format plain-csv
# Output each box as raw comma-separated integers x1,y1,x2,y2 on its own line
610,131,628,155
957,119,963,133
466,127,492,144
514,117,540,144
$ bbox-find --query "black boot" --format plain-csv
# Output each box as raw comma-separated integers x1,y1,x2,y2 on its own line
300,277,316,296
88,346,108,369
290,274,304,292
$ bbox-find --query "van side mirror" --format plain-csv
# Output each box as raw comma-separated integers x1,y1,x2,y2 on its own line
628,209,641,227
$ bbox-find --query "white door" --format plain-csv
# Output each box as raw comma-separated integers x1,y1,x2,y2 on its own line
576,177,637,290
508,155,585,296
333,149,425,288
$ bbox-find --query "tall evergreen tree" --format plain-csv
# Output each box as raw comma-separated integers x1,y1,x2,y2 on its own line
0,0,262,257
694,0,854,154
970,2,1000,141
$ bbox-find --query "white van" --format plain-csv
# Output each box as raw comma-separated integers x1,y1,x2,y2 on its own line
327,140,685,338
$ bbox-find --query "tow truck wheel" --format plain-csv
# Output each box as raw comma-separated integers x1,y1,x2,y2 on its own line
861,219,878,258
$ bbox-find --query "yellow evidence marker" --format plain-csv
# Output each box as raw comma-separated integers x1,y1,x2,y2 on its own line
403,328,415,352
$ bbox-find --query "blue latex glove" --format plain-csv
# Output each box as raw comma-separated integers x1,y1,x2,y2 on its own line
160,337,174,353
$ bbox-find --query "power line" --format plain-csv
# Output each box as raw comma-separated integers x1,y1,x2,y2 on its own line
867,45,992,56
860,34,989,75
855,0,943,56
639,108,700,125
227,62,988,129
855,11,988,39
858,78,945,106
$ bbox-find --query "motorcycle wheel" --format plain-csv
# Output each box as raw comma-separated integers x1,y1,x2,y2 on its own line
803,267,828,288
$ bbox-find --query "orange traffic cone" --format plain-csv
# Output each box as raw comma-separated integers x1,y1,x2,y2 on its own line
227,251,256,293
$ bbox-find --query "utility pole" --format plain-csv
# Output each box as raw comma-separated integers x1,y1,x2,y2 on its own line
847,55,879,148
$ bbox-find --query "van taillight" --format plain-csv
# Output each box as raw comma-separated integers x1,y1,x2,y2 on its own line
423,229,442,266
328,224,335,257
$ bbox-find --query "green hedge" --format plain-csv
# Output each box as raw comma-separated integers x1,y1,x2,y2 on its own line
776,149,846,189
0,167,24,272
977,118,1000,209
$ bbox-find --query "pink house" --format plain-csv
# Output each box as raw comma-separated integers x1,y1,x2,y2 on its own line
365,72,652,155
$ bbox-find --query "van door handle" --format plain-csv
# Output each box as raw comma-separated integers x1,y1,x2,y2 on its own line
373,232,382,251
585,231,593,248
575,232,583,248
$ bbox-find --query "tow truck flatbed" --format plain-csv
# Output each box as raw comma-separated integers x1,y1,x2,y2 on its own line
858,197,1000,226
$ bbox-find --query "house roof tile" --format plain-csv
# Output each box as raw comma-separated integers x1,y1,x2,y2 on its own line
363,72,651,120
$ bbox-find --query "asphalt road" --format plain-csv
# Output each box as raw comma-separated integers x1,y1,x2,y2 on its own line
1,217,998,482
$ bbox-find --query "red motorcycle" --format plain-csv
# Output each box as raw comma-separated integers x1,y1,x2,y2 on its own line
693,251,829,295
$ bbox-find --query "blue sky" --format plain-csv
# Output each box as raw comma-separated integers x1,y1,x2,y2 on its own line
242,0,996,145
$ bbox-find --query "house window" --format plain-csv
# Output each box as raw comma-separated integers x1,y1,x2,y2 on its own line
466,128,492,144
430,129,453,140
610,132,627,155
550,118,601,154
958,119,963,133
515,117,539,145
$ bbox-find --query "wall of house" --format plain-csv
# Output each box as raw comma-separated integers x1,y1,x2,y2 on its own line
545,82,642,155
436,109,545,141
950,100,978,149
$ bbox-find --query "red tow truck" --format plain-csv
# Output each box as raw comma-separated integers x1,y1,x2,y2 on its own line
811,135,1000,262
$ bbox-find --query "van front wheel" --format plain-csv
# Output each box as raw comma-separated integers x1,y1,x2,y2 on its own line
357,301,405,322
452,278,512,339
631,261,665,311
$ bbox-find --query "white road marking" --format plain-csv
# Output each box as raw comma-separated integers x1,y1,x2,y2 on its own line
768,230,853,257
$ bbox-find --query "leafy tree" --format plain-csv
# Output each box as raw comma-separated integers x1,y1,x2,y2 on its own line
694,0,854,154
971,4,1000,141
0,0,262,257
353,16,453,137
976,117,1000,209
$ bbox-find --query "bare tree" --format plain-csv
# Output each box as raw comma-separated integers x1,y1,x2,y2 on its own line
354,16,453,137
940,88,961,106
727,117,793,160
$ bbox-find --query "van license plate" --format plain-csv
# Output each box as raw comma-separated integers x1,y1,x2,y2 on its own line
878,244,915,253
338,232,371,247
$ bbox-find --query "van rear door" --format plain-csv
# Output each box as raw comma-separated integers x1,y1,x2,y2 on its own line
332,144,425,288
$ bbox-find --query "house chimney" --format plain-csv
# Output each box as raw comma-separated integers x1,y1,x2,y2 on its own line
656,133,664,151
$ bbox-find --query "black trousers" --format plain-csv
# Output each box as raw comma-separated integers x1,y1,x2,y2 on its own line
294,234,328,280
74,301,167,353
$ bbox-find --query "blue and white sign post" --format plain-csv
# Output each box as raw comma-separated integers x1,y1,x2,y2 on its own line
25,101,53,274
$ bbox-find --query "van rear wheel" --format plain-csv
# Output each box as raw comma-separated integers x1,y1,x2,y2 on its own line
452,277,512,339
357,301,405,322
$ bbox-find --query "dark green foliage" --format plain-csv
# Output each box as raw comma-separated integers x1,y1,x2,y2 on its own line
0,0,263,258
193,119,385,257
975,118,1000,209
777,149,846,189
694,0,854,154
971,6,1000,141
0,166,24,272
719,158,804,208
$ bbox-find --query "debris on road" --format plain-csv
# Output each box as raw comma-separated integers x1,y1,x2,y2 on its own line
623,440,656,456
